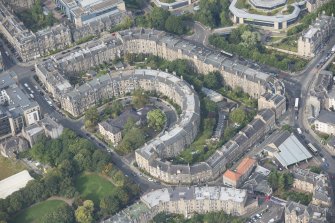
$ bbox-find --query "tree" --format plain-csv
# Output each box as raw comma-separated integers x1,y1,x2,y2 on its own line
84,107,99,129
229,108,246,125
118,127,145,154
100,195,120,216
123,117,136,133
101,163,114,176
41,204,74,223
106,101,123,118
46,12,54,27
132,89,149,109
149,7,170,30
204,71,222,90
75,200,94,223
147,109,166,131
165,16,185,35
112,170,126,187
309,166,322,174
241,31,259,48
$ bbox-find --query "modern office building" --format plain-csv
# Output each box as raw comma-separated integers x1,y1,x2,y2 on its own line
54,0,126,28
249,0,287,10
0,72,41,139
229,0,302,30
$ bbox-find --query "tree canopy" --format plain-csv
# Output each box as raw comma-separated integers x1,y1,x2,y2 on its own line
229,108,247,125
195,0,232,28
132,89,149,109
75,200,94,223
204,71,223,90
41,204,74,223
147,109,166,131
135,7,188,35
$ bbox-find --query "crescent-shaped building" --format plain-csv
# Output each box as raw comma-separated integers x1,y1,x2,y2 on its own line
35,28,281,184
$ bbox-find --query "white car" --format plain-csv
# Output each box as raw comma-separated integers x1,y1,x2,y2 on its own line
148,178,154,182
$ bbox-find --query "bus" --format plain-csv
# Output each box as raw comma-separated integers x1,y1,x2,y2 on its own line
220,50,233,58
308,143,318,154
294,98,299,110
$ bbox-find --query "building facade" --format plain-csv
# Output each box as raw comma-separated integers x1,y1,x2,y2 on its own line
141,186,258,217
306,0,332,12
0,2,72,62
258,92,286,119
285,201,329,223
223,157,256,187
229,0,302,30
3,0,35,10
35,28,283,184
297,14,335,58
292,168,332,207
0,72,41,139
314,110,335,135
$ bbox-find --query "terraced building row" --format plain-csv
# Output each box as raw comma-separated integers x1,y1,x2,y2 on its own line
35,28,282,184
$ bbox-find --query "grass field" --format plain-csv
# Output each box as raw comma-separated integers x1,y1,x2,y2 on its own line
0,156,26,180
75,173,117,205
10,200,66,223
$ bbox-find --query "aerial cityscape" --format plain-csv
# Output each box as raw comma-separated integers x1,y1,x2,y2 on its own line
0,0,334,222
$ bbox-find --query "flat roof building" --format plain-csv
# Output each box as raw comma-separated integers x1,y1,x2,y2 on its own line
0,72,41,138
229,0,302,29
54,0,126,27
0,170,34,199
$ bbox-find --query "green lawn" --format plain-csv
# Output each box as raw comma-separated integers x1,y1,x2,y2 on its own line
0,156,26,180
10,200,66,223
75,173,117,205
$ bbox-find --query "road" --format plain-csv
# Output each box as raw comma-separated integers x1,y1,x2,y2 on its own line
183,21,210,46
2,19,335,193
4,65,164,193
287,34,335,175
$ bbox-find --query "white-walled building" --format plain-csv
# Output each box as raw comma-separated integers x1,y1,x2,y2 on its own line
314,110,335,135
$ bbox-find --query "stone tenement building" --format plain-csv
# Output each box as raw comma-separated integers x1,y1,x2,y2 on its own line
258,92,286,119
292,167,332,207
306,0,331,12
0,2,72,62
222,157,257,187
3,0,35,11
297,14,335,58
36,28,284,106
35,28,282,184
77,69,200,160
141,186,258,217
136,108,275,184
285,201,329,223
